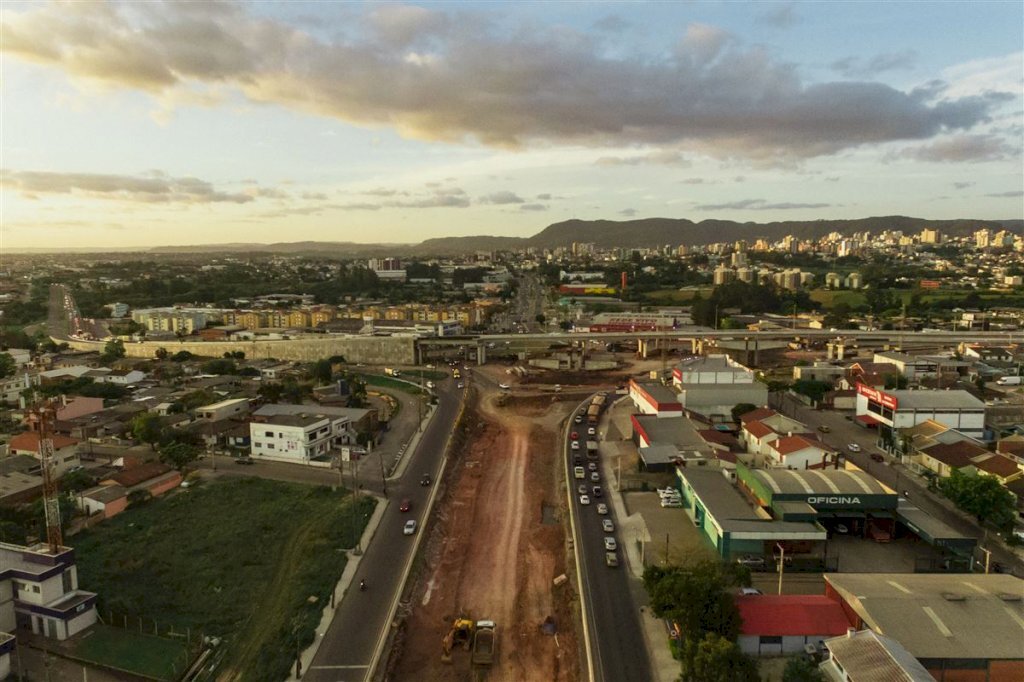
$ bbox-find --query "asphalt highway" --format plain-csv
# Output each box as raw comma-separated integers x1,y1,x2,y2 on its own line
304,378,463,682
565,404,652,682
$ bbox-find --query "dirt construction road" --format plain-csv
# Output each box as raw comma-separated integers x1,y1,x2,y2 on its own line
388,383,580,682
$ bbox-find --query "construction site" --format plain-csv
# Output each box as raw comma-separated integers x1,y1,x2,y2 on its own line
384,370,603,681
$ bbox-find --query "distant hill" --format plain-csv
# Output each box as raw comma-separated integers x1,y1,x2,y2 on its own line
149,241,416,256
523,216,1019,250
415,235,528,255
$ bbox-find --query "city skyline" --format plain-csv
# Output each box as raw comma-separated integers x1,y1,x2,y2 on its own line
2,1,1022,249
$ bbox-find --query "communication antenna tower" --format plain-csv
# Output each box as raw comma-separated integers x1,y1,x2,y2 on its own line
26,402,63,553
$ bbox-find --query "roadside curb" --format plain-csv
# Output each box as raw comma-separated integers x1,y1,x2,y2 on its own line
288,492,389,682
387,402,438,481
565,396,597,682
602,396,649,580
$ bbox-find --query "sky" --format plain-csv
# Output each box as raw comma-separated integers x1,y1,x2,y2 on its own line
1,1,1022,249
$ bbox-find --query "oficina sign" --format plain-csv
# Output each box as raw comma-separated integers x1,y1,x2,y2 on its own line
807,496,862,506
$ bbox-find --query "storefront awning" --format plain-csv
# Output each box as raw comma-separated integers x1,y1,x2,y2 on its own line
855,414,881,427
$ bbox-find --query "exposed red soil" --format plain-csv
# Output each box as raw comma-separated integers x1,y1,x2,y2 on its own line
387,389,580,682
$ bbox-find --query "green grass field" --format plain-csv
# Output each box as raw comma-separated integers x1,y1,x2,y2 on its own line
361,373,429,395
72,478,376,682
639,287,713,305
71,624,189,681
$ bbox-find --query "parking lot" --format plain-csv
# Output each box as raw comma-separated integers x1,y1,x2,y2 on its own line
623,491,717,566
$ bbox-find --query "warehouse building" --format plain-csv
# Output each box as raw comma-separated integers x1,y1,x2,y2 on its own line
855,384,986,440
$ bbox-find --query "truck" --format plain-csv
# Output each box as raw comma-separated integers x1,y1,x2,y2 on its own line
384,368,401,377
472,620,496,666
586,441,598,458
586,404,601,425
997,376,1022,386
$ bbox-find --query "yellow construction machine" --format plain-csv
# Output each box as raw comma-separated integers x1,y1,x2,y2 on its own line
441,617,475,662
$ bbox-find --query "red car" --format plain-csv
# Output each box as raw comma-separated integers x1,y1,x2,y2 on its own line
570,432,579,440
399,499,412,512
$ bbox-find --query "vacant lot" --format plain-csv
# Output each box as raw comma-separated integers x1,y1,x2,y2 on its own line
71,624,189,681
73,478,375,682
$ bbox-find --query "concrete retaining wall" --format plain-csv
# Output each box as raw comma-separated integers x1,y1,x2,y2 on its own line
60,335,418,365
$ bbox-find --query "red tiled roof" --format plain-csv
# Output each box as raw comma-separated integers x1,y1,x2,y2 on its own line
971,454,1021,478
739,408,776,424
9,432,79,453
109,462,175,488
737,595,852,636
771,435,829,456
922,441,987,469
996,440,1024,457
697,429,739,447
744,420,775,439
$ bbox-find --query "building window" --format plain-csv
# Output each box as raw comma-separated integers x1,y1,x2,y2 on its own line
759,636,782,645
264,431,274,437
254,442,261,448
267,444,275,450
32,585,40,593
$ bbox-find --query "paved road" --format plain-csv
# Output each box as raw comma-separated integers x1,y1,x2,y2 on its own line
565,404,652,682
772,393,1023,576
304,378,464,682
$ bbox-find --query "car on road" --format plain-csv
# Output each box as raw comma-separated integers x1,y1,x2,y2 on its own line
588,462,598,471
457,382,464,389
592,486,603,498
740,587,763,596
603,537,617,551
578,484,588,495
498,383,510,390
601,519,614,532
870,453,884,463
403,520,417,535
590,472,600,482
570,431,579,440
574,415,583,423
588,427,596,436
834,524,849,534
235,457,254,465
596,503,608,515
736,555,766,568
399,499,412,512
579,494,591,505
847,443,861,452
571,441,580,450
817,425,831,433
420,474,432,486
605,551,619,567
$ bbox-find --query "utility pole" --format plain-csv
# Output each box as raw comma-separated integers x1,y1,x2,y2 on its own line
776,543,786,595
378,452,388,497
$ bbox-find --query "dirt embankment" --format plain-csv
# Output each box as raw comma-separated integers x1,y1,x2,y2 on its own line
386,388,579,682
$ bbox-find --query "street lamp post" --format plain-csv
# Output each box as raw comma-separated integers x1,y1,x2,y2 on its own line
776,543,786,595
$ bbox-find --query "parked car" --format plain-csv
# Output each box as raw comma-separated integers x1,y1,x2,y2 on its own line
596,503,608,515
579,494,591,505
817,425,831,433
498,383,510,390
736,555,766,568
235,457,254,465
403,520,417,535
740,587,763,596
834,524,849,534
399,499,412,512
847,443,861,452
602,519,614,532
870,453,884,463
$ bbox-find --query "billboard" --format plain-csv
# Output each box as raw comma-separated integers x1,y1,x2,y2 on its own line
857,383,898,410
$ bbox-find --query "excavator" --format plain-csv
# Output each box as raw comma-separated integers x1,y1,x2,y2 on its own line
441,616,475,662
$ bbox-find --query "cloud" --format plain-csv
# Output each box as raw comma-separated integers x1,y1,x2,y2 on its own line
985,190,1024,198
695,198,831,211
595,150,690,166
832,51,917,77
952,181,974,189
679,178,708,185
3,169,254,203
519,203,547,211
480,190,524,204
757,4,799,28
536,193,552,200
619,208,637,217
891,134,1016,163
593,15,630,33
1,4,1008,160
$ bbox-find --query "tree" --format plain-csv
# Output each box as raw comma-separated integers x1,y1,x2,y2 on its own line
101,338,126,362
159,440,200,470
155,347,169,360
311,359,334,384
681,633,760,682
61,469,97,492
731,404,758,423
258,382,285,404
937,469,1016,529
131,412,164,450
783,656,826,682
535,313,546,325
0,353,15,380
171,350,194,362
201,358,238,375
644,561,746,643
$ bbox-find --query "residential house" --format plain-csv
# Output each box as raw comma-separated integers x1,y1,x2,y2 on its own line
249,404,358,464
103,462,181,499
196,398,250,421
8,433,80,476
766,435,837,470
55,397,105,422
75,484,128,519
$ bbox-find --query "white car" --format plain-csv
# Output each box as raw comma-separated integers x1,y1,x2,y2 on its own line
596,503,608,515
571,441,580,450
601,519,614,532
588,427,596,436
590,472,600,482
579,494,591,505
847,443,861,452
603,537,617,551
403,520,417,535
498,383,510,390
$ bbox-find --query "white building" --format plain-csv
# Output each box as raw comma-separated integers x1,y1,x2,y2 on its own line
0,541,98,643
672,355,768,421
249,404,357,464
197,398,251,421
855,385,986,439
872,351,941,381
0,372,40,405
628,380,683,418
765,435,836,470
97,369,146,386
